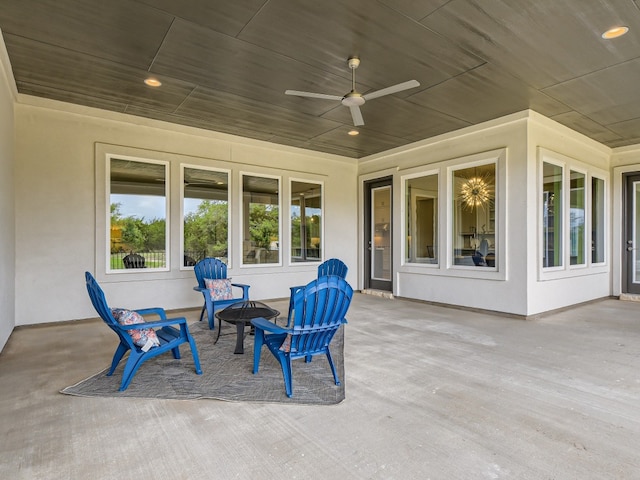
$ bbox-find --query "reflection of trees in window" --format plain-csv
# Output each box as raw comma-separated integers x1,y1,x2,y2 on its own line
570,170,585,265
109,157,167,270
291,180,322,263
591,177,605,264
183,167,229,265
242,175,280,265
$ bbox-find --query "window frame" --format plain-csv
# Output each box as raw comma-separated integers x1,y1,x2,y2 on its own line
569,167,588,269
289,177,324,265
180,164,231,270
540,157,565,272
590,174,607,266
401,169,439,267
239,171,282,268
538,148,609,280
106,153,170,274
397,148,506,281
449,159,498,271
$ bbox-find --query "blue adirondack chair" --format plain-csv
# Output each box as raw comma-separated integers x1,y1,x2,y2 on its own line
252,275,353,398
193,258,250,329
85,271,202,391
287,258,348,323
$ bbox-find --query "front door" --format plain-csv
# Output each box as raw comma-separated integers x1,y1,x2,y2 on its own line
623,173,640,294
364,177,392,291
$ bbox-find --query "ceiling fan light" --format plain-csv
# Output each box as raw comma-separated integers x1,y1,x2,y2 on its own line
348,129,359,136
144,77,162,87
342,92,365,107
602,26,628,39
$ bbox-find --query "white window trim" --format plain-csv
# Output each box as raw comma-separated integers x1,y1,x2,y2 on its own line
538,148,609,281
105,153,170,274
397,148,506,281
589,173,607,267
568,167,588,270
400,168,439,268
287,177,324,267
239,171,282,268
180,164,231,270
448,157,499,273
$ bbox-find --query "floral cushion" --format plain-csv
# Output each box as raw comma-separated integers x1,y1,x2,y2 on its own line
111,308,160,352
279,334,292,353
204,278,234,301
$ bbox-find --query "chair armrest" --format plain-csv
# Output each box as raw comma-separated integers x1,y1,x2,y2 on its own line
116,316,187,331
231,283,250,296
251,317,289,334
134,307,167,320
193,286,206,293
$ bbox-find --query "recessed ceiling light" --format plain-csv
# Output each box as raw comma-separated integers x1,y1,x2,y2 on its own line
602,26,629,39
348,129,359,136
144,77,162,87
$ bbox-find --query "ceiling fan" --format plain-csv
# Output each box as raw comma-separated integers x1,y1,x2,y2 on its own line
285,56,420,127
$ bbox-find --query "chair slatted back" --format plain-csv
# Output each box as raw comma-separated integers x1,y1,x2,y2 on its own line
193,258,228,289
290,276,352,354
317,258,348,279
85,272,132,346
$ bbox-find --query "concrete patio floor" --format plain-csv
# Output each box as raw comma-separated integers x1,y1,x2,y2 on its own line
1,293,639,479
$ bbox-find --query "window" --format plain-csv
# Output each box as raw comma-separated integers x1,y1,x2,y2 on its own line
452,163,496,267
182,166,229,267
405,173,438,264
591,176,605,264
290,180,322,263
570,170,586,266
109,157,168,271
542,161,563,268
242,174,280,265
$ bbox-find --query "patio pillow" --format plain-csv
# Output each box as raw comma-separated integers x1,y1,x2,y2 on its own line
204,278,234,301
111,308,160,352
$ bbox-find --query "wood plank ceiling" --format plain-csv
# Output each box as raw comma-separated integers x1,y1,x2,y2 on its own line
1,0,640,158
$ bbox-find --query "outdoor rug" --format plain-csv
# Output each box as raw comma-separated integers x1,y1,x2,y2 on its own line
61,320,345,405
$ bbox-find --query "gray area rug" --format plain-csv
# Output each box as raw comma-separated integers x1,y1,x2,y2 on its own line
61,321,345,405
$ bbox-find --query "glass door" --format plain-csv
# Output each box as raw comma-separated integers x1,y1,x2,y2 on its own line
624,174,640,294
364,177,392,291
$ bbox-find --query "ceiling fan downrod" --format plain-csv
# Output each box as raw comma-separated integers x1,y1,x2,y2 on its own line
343,56,364,107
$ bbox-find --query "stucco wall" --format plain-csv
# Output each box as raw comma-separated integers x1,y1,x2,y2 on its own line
358,113,531,315
526,114,611,315
0,33,16,351
9,94,627,325
357,111,613,316
14,99,358,326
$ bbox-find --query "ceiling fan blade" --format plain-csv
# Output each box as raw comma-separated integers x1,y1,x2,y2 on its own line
350,106,364,126
285,90,343,101
362,80,420,101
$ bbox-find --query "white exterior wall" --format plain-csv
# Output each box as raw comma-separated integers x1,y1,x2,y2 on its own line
14,98,357,326
7,92,630,325
525,114,611,315
358,111,613,316
0,32,16,351
359,113,530,315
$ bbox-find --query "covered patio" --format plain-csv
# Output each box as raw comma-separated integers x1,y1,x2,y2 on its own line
1,293,638,479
